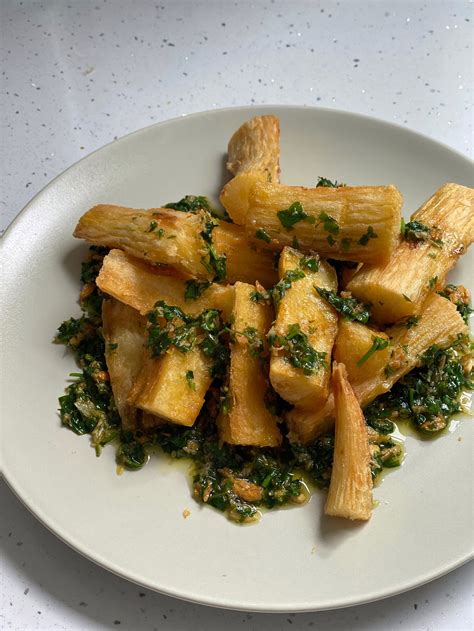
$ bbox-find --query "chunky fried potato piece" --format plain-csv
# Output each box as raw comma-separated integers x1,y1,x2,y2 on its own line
102,299,163,431
220,115,280,225
270,247,337,408
97,249,234,320
347,183,474,322
246,182,403,264
218,282,281,447
213,222,278,287
325,362,373,521
75,205,210,279
76,206,278,286
129,348,214,427
333,319,390,386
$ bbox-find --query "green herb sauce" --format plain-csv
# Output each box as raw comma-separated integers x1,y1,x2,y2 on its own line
365,335,472,434
268,324,327,375
316,287,371,323
55,248,471,524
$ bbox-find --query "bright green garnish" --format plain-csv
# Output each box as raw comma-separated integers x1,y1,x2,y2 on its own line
402,219,443,248
232,326,266,360
271,269,305,307
316,287,371,324
277,201,315,230
255,227,272,243
315,176,346,188
358,225,378,246
147,301,229,379
250,289,271,304
356,336,390,366
199,212,227,282
268,323,327,375
186,370,196,390
318,212,339,235
164,195,213,213
365,335,472,434
299,255,319,272
184,279,212,300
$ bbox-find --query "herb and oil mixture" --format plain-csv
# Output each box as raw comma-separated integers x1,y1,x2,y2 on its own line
55,191,473,523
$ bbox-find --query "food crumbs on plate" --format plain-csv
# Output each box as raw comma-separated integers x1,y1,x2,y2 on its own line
182,509,191,519
311,546,317,555
458,436,463,442
116,465,125,476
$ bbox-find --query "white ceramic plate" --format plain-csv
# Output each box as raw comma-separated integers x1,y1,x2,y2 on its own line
1,106,473,612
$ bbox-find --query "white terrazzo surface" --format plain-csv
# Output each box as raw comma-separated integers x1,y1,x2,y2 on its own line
1,1,473,629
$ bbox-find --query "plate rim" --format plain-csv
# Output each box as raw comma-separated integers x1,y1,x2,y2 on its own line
2,473,472,613
1,104,473,612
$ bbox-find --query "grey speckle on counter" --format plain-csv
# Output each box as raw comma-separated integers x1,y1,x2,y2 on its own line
0,480,473,630
1,1,473,629
0,0,472,235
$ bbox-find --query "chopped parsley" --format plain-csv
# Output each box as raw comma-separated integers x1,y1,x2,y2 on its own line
55,250,121,456
233,326,266,359
184,279,211,300
202,244,227,282
252,265,310,309
255,227,272,243
316,288,371,323
199,212,227,282
428,275,438,290
356,336,389,366
402,219,429,240
78,247,108,320
341,237,352,252
116,435,149,470
147,221,165,238
318,212,339,235
402,219,443,248
394,315,420,329
186,370,196,390
271,269,305,307
277,201,315,230
146,301,229,378
299,255,320,272
250,289,271,304
164,195,213,213
268,323,327,375
358,226,378,246
438,284,473,324
315,176,346,188
292,235,300,249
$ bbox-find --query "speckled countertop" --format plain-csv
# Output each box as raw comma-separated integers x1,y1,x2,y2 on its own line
1,1,473,629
